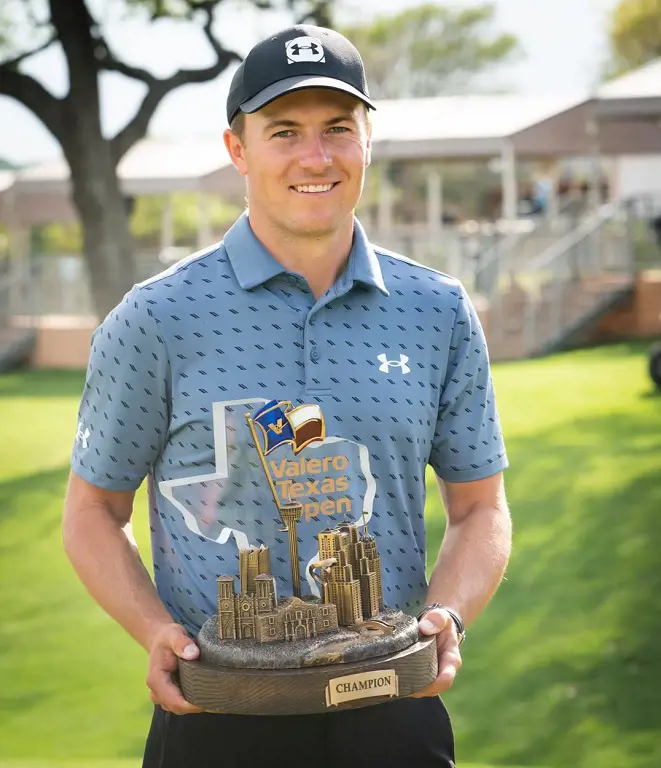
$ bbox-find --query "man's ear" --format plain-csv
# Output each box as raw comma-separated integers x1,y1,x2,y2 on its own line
223,128,248,176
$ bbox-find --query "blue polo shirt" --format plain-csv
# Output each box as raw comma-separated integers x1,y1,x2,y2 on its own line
71,213,508,635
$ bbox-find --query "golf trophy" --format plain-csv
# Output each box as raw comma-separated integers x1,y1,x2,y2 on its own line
178,399,437,714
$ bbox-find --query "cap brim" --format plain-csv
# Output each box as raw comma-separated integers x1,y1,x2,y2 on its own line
239,75,376,116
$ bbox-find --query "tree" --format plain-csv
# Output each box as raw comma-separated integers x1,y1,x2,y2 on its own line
0,0,332,318
341,3,519,100
607,0,661,76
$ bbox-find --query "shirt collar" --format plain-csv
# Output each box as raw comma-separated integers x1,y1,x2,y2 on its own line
223,212,389,297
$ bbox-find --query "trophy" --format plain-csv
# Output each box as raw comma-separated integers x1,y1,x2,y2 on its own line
178,400,437,714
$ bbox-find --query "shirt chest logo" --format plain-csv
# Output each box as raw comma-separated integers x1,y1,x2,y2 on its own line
377,353,411,375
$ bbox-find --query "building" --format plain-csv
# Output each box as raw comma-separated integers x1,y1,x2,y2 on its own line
317,523,384,625
239,544,270,595
216,573,339,643
255,597,338,642
217,522,384,642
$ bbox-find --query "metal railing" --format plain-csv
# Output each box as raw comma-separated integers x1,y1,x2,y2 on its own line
0,258,37,370
520,201,637,356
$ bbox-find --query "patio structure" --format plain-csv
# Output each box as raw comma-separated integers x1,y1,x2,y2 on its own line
0,59,660,369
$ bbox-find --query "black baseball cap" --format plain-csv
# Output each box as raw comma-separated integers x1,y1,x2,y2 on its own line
226,25,375,125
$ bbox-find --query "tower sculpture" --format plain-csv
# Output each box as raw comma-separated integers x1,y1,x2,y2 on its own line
279,502,303,597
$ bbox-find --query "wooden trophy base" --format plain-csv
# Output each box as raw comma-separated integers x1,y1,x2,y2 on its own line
178,636,438,715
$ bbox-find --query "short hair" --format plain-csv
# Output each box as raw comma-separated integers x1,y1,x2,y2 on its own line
230,112,245,141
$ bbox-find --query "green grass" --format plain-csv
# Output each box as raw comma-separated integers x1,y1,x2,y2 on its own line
1,343,660,767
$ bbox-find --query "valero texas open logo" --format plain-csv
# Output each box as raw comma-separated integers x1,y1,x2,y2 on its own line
247,399,352,522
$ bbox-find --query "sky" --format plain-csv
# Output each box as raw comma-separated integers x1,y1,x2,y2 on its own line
0,0,621,165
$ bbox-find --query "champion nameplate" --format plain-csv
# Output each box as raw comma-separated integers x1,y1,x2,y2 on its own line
325,669,399,707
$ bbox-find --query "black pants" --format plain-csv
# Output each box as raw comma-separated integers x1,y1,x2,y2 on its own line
143,697,455,768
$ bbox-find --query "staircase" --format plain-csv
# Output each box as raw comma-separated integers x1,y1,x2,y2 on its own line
483,202,638,361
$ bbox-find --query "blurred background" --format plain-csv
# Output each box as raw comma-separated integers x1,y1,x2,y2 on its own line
0,1,660,767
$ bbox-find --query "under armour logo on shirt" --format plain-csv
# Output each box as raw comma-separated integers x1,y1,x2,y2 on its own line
286,37,326,64
76,421,91,449
377,354,411,375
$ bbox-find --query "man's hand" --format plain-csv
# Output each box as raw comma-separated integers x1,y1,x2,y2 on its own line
146,623,204,715
412,607,463,698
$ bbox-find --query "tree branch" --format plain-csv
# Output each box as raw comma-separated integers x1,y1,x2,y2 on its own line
0,67,65,143
0,31,58,71
110,6,240,164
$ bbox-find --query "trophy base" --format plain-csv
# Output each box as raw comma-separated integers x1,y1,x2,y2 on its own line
178,636,438,715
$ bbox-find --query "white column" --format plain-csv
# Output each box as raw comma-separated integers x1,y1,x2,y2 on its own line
426,169,443,234
501,140,518,221
545,160,561,223
377,161,394,238
6,180,30,317
586,117,602,211
197,192,212,249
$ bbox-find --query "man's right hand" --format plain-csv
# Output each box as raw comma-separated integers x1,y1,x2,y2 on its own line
146,623,204,715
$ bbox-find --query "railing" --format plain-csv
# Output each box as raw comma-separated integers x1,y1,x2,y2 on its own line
520,201,637,356
0,258,37,371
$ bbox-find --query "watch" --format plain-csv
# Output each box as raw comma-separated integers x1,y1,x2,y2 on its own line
418,603,466,645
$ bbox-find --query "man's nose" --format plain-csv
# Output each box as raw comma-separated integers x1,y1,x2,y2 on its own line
298,136,333,174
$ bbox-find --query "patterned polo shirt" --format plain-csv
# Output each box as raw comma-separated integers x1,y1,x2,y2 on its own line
71,213,508,635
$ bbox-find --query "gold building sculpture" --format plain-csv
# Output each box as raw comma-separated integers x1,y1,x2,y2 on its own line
239,545,271,595
315,523,384,626
217,572,339,643
217,522,384,643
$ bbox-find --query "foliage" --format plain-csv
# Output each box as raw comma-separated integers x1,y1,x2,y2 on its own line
0,0,333,318
607,0,661,75
1,343,660,766
36,194,241,254
341,3,519,99
130,193,241,245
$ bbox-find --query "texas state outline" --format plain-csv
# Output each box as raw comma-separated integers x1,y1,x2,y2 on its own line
158,397,377,595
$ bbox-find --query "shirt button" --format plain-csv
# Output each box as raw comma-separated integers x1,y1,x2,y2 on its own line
310,347,320,362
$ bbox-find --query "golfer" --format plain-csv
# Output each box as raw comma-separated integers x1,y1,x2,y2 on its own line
64,24,511,768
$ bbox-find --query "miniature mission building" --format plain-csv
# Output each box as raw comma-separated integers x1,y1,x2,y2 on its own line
216,523,384,643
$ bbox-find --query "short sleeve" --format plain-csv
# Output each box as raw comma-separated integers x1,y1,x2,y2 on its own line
429,283,508,482
71,287,170,491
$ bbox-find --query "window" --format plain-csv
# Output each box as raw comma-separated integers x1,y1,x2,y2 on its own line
269,628,276,636
295,610,303,619
323,620,330,627
322,607,329,616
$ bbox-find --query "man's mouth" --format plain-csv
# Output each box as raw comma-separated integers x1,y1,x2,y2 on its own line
291,183,339,194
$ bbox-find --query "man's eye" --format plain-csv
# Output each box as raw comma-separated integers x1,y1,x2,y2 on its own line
273,130,295,138
328,126,350,134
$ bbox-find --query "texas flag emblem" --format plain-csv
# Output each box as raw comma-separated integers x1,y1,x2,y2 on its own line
251,399,325,455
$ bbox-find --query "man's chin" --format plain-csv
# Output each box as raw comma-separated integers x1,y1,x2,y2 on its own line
284,214,351,239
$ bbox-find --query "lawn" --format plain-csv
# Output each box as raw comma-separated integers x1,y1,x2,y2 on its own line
1,342,660,767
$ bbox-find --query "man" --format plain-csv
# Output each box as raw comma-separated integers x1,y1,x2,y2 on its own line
64,24,511,768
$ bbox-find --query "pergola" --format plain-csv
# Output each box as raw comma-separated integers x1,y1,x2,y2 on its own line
1,59,661,247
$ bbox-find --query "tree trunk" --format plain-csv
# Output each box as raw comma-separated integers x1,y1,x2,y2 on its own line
64,137,136,321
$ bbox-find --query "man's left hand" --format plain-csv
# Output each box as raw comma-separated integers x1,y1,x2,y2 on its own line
411,607,463,698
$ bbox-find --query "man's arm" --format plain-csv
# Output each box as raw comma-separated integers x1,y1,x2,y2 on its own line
63,472,202,714
413,471,511,698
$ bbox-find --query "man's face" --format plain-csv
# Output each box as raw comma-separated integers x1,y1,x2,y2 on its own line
224,89,372,239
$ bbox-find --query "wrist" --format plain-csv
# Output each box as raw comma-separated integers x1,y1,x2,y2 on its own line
418,603,466,645
142,618,183,653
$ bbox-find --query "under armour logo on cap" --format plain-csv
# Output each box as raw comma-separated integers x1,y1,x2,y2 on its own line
377,354,411,375
286,36,326,64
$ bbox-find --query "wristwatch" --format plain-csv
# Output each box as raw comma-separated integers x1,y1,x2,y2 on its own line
418,603,466,645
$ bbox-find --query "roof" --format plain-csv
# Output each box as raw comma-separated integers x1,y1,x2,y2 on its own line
595,58,661,120
370,94,588,158
598,59,661,100
15,137,237,196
